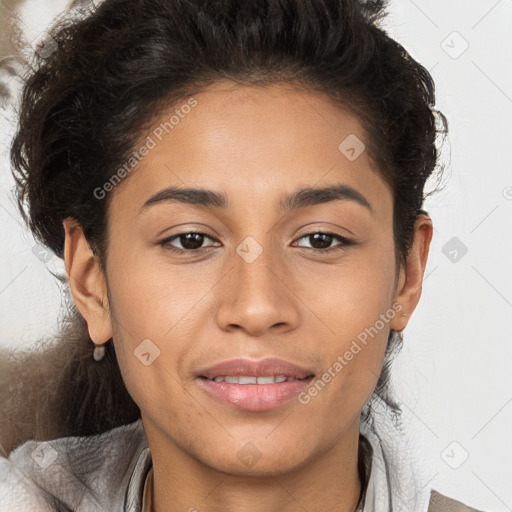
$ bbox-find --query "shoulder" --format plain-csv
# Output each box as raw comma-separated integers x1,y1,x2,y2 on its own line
0,456,55,511
0,419,148,512
428,489,485,512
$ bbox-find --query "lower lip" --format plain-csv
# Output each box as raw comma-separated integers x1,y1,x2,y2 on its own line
196,377,314,411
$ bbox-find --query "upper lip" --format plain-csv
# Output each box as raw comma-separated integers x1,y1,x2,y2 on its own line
198,357,315,380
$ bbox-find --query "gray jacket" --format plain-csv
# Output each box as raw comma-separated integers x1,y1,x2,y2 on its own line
0,419,484,512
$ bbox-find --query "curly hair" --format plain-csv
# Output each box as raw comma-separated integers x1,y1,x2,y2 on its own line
5,0,446,451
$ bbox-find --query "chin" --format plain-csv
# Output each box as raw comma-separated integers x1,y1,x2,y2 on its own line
197,444,312,478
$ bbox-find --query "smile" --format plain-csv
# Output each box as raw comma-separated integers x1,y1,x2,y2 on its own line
196,375,314,411
207,375,305,384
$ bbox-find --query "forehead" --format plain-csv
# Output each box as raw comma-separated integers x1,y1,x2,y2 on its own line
109,81,391,217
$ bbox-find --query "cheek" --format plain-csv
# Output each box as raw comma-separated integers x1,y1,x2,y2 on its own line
296,309,391,446
106,246,211,340
103,247,220,408
296,244,397,406
298,242,397,336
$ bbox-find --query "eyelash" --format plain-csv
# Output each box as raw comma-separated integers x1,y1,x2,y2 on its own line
159,231,355,255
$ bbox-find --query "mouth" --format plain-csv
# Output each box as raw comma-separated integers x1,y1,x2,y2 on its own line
201,375,310,384
197,356,315,380
195,357,315,411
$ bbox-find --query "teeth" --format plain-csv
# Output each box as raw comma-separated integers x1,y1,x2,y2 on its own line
209,375,298,384
257,376,275,384
239,376,257,384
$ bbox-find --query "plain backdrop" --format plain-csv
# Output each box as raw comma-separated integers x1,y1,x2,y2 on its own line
0,1,511,510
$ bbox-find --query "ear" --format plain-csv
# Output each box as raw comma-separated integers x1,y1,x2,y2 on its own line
62,217,112,344
389,214,433,332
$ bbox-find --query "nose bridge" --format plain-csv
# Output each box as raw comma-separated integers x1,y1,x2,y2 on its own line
236,235,277,294
233,234,281,308
215,234,299,334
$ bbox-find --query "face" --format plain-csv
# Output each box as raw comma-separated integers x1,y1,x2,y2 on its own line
65,81,430,477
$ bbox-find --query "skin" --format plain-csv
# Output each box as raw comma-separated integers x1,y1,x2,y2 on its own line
63,81,432,512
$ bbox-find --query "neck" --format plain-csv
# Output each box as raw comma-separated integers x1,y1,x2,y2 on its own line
143,417,363,512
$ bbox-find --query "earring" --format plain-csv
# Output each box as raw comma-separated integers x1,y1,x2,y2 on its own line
93,344,106,362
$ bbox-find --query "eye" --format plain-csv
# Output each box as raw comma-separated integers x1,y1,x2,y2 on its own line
159,230,354,255
293,232,354,252
160,232,221,253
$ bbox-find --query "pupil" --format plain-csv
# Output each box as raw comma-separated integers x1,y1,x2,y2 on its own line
310,233,331,249
181,233,204,249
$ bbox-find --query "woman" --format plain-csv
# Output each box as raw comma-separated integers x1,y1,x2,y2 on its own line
0,0,484,510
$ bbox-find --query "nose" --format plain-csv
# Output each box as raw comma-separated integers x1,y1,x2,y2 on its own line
215,243,300,337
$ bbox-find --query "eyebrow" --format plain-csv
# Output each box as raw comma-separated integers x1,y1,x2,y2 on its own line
139,183,373,214
279,184,372,214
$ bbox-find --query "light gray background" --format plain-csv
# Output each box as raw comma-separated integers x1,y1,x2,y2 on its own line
1,1,511,510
